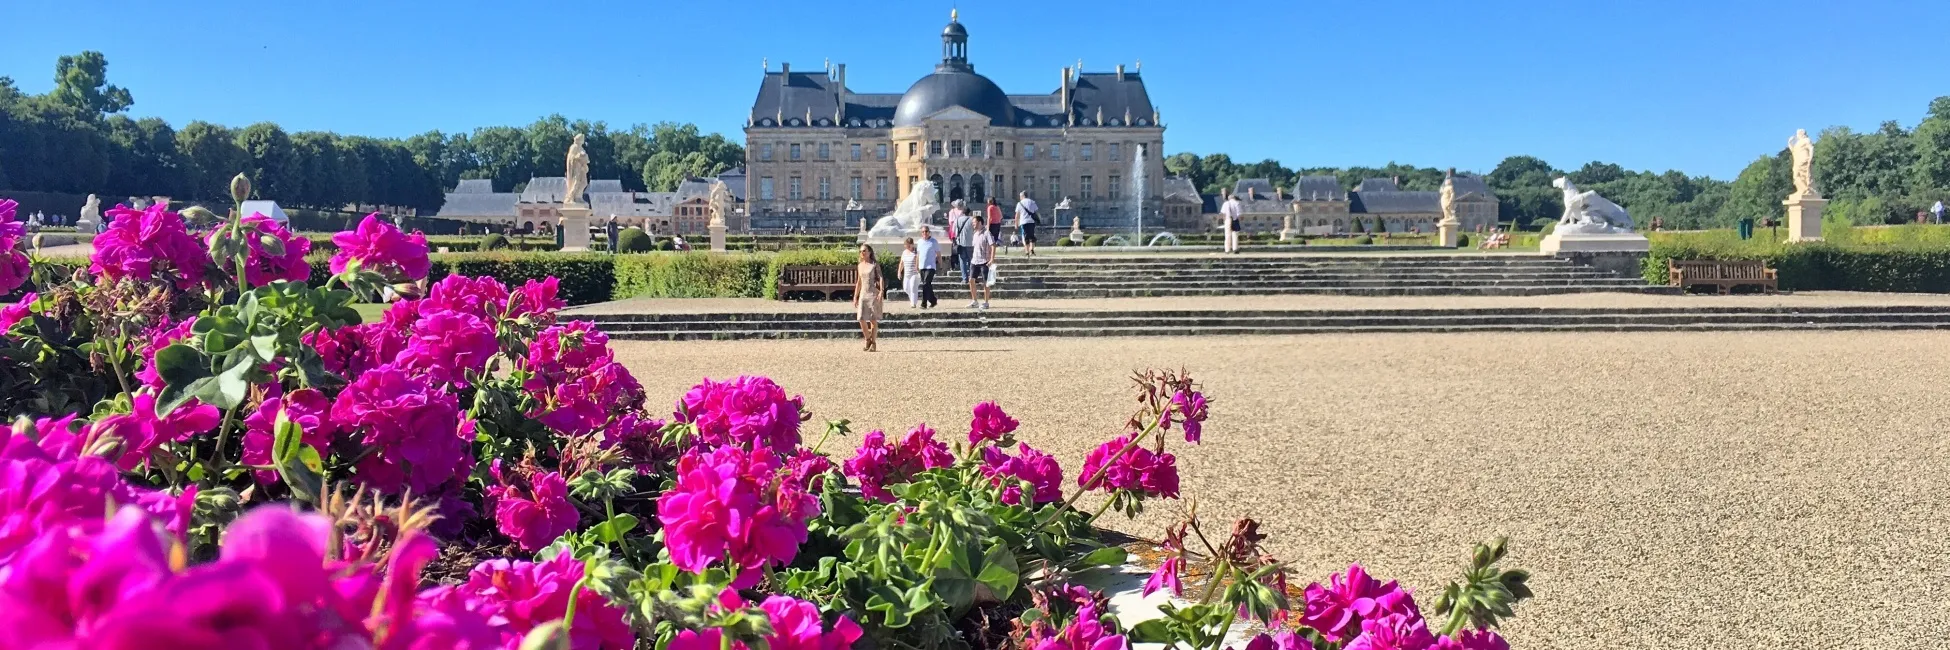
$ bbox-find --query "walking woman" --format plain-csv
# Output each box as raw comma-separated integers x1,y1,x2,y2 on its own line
852,243,884,351
985,197,1006,254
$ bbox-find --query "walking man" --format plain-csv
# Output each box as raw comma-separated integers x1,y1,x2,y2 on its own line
605,215,621,253
916,226,940,308
968,218,995,310
1015,191,1040,256
950,201,978,302
1220,193,1244,254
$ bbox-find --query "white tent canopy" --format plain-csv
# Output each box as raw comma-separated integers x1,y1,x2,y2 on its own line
238,200,289,223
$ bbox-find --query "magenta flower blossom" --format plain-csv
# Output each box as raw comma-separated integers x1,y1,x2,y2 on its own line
1027,615,1129,650
1170,389,1208,443
508,277,566,325
239,388,338,485
212,213,312,286
759,595,865,650
1301,563,1415,643
305,322,407,378
980,443,1064,505
1077,435,1179,498
90,203,209,288
0,200,26,294
601,413,671,473
486,460,581,552
1142,556,1184,597
841,425,954,502
525,322,644,435
1243,631,1308,650
1435,630,1510,650
968,400,1019,445
422,274,510,320
784,447,835,492
134,316,197,389
329,363,475,495
0,292,36,333
656,445,819,587
1345,613,1437,650
0,432,163,561
395,308,499,388
0,199,21,243
677,375,805,454
90,392,221,470
329,213,430,281
423,552,636,649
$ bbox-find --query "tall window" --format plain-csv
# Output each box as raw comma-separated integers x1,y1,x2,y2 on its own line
1108,175,1121,201
908,176,919,197
1109,143,1121,160
875,177,889,200
1081,175,1093,198
788,176,802,200
1048,174,1061,200
928,140,943,156
1081,144,1094,161
850,144,861,161
1024,143,1036,160
818,176,831,200
1050,144,1063,161
909,142,919,158
849,177,863,200
789,144,802,161
950,140,964,157
995,141,1005,158
760,177,774,200
817,143,830,159
760,144,774,161
969,140,984,157
877,144,889,161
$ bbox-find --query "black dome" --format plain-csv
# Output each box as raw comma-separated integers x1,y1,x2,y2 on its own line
893,71,1014,127
942,21,967,37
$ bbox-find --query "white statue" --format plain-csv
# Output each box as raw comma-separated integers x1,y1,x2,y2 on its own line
706,180,733,227
845,197,862,211
866,180,940,238
1788,129,1816,198
1439,169,1458,223
78,194,100,228
1552,177,1634,233
563,133,590,207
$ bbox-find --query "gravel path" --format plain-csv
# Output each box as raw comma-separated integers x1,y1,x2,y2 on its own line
614,332,1950,649
571,291,1950,315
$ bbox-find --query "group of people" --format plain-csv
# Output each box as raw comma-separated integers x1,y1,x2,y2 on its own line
849,191,1043,351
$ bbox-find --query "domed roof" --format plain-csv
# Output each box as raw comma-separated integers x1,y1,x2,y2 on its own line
943,21,967,38
893,70,1014,127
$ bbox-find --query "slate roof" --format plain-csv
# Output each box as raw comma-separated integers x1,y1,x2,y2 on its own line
1067,72,1156,127
436,191,517,218
1350,191,1441,214
452,179,495,194
1450,174,1494,199
675,178,714,202
588,191,678,218
1162,176,1200,202
717,168,748,202
1354,178,1399,192
519,177,567,203
1231,178,1278,200
589,179,625,194
1292,175,1348,201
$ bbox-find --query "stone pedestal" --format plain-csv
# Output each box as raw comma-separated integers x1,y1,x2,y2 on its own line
558,204,592,251
1068,216,1086,243
1437,218,1461,248
1784,194,1827,242
1278,216,1296,241
1541,230,1650,277
709,223,727,252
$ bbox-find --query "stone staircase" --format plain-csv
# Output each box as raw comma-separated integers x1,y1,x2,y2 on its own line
588,306,1950,341
893,254,1672,299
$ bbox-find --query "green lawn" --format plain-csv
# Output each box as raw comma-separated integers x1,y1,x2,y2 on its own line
353,303,386,323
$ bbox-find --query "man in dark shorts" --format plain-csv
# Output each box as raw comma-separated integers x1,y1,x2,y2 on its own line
1014,191,1040,256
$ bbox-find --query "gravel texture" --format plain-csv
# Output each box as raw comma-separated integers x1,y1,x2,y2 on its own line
570,291,1950,316
614,332,1950,649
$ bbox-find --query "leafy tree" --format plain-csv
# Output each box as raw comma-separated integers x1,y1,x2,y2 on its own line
174,121,246,201
49,51,132,117
1912,96,1950,197
236,122,301,203
1719,153,1792,224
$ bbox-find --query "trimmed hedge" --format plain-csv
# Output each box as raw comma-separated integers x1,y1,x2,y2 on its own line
763,249,897,300
613,253,766,299
1645,230,1950,292
1083,234,1108,247
479,234,510,251
615,227,653,253
300,252,616,305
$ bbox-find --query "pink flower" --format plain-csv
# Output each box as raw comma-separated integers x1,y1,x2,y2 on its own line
601,413,671,473
759,595,865,650
508,277,566,325
90,203,209,288
1301,564,1410,643
1142,556,1183,597
784,448,835,492
1243,631,1308,650
980,443,1064,505
240,388,338,485
667,629,730,650
306,322,407,378
968,400,1019,445
1435,630,1510,650
396,308,499,388
329,363,475,495
1345,613,1437,650
841,425,954,502
1077,435,1179,498
212,213,312,286
656,446,819,587
1171,390,1208,443
330,213,430,281
0,199,21,243
0,292,36,332
1027,616,1129,650
676,375,804,454
91,393,222,470
0,200,24,295
486,461,581,552
525,323,645,436
422,274,510,320
134,317,197,389
422,552,635,650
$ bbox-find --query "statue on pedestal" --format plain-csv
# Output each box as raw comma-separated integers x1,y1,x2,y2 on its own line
1551,177,1634,234
1439,169,1458,223
1788,129,1817,198
707,181,733,228
865,180,940,238
78,194,101,230
563,133,590,207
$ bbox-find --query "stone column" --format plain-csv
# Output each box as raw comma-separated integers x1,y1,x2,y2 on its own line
1279,215,1296,241
1784,194,1827,242
559,204,592,251
709,222,728,252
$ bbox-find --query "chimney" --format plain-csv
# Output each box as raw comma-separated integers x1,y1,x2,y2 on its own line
1116,64,1125,81
1247,187,1257,200
1060,67,1073,125
835,63,847,123
779,62,790,97
1392,175,1399,186
1276,186,1283,201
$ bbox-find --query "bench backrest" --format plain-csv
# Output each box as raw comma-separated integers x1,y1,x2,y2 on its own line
780,265,855,286
1671,259,1769,280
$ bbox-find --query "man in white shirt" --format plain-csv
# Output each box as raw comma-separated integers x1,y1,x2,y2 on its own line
1220,194,1244,254
967,223,995,310
1014,191,1040,257
949,200,977,281
915,226,940,308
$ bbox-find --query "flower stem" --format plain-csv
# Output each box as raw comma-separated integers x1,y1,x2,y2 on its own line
1086,495,1117,525
1200,559,1229,604
560,570,588,650
1036,416,1162,533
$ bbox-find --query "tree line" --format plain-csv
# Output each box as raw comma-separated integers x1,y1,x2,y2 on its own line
0,52,745,211
1168,96,1950,230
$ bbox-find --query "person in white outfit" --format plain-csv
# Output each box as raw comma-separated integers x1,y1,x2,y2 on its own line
1220,194,1244,254
968,225,995,310
1014,191,1040,256
899,237,921,308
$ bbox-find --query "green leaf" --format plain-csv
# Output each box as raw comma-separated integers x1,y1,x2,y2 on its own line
297,445,324,473
1127,619,1176,643
160,376,220,417
249,333,279,362
210,357,253,409
272,416,303,466
1075,545,1128,567
153,344,210,386
592,514,639,542
974,542,1019,601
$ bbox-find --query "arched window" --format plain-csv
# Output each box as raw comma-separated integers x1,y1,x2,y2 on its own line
949,174,965,203
969,174,986,203
930,174,944,203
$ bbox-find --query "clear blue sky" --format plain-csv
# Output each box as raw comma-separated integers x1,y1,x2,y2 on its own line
4,0,1946,180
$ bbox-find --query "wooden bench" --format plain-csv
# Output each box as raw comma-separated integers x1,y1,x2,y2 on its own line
1669,259,1778,294
776,264,856,301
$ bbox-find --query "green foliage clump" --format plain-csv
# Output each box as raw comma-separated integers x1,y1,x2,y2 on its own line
1055,237,1076,247
1644,226,1950,292
763,249,896,300
1354,235,1373,245
612,253,766,299
479,233,510,251
614,227,653,253
1083,234,1108,247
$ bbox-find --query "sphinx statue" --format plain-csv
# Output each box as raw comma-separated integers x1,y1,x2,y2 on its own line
866,180,940,238
1552,177,1634,234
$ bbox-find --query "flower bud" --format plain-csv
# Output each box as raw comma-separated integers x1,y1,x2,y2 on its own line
229,173,253,204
